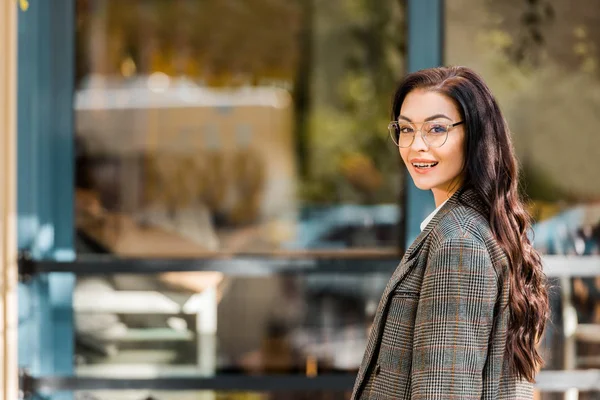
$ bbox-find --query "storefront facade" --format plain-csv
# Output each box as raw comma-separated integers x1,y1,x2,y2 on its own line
11,0,600,399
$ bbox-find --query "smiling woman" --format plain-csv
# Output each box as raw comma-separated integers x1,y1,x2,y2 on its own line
395,89,466,207
351,66,549,400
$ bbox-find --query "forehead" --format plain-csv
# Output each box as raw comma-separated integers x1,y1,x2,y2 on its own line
399,89,460,121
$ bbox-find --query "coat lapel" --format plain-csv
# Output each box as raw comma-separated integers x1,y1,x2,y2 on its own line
353,187,485,398
380,187,464,298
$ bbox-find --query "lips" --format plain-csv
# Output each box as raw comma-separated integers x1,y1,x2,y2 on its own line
410,158,439,174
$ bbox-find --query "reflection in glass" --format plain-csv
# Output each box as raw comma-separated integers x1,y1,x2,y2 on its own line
445,0,600,257
74,0,406,256
74,273,387,377
73,391,350,400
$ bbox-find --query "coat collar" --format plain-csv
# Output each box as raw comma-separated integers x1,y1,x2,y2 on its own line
403,185,487,261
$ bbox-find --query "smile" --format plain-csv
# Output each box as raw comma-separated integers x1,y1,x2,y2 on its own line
412,162,438,169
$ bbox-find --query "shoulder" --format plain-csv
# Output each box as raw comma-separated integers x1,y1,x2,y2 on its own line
429,204,504,279
434,202,490,241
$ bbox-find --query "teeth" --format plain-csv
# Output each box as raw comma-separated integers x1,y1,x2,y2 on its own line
413,162,438,168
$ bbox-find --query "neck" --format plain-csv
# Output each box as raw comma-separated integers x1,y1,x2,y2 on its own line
432,176,464,207
431,186,459,208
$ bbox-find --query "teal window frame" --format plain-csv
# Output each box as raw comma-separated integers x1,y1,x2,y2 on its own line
17,2,76,399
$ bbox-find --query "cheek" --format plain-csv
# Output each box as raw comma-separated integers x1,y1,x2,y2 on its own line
445,134,465,165
444,142,466,173
399,148,410,165
454,141,466,168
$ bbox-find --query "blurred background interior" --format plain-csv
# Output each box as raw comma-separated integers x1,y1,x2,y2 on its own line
12,0,600,399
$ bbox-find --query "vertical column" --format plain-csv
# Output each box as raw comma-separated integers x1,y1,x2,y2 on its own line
195,286,217,400
17,1,76,399
50,0,76,264
48,3,77,388
404,0,443,247
0,0,19,399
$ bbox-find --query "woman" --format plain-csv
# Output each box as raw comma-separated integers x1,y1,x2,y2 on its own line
351,66,549,399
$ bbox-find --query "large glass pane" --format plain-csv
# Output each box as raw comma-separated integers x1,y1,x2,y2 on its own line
74,272,388,376
73,392,351,400
445,0,600,257
445,2,600,397
75,0,406,257
69,271,586,396
69,389,600,399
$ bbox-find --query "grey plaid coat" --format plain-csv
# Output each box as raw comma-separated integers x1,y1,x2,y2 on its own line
351,187,534,399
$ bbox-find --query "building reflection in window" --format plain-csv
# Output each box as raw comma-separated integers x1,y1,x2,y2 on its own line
74,0,406,257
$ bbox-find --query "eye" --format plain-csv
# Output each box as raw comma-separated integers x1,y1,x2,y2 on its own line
399,125,414,134
427,123,448,134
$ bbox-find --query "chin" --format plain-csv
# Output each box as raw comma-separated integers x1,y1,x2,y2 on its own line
411,178,435,191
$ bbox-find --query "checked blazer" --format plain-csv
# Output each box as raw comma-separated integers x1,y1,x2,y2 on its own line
351,187,535,399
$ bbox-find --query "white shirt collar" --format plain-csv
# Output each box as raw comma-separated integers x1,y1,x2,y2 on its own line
420,199,449,231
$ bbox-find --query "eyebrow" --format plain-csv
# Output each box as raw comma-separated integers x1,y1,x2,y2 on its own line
398,113,453,122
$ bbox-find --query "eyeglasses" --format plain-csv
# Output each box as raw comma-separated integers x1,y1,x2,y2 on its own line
388,120,464,148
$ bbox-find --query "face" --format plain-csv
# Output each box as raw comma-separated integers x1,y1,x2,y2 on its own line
398,89,466,205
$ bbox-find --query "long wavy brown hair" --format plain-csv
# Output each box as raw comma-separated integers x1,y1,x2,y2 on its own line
391,66,549,382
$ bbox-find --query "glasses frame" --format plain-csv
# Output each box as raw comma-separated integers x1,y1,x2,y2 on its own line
388,120,464,148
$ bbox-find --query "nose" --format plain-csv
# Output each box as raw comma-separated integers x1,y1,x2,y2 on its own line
410,129,429,151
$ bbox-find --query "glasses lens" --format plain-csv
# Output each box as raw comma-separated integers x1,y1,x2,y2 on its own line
397,123,416,147
424,122,449,148
388,122,400,145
